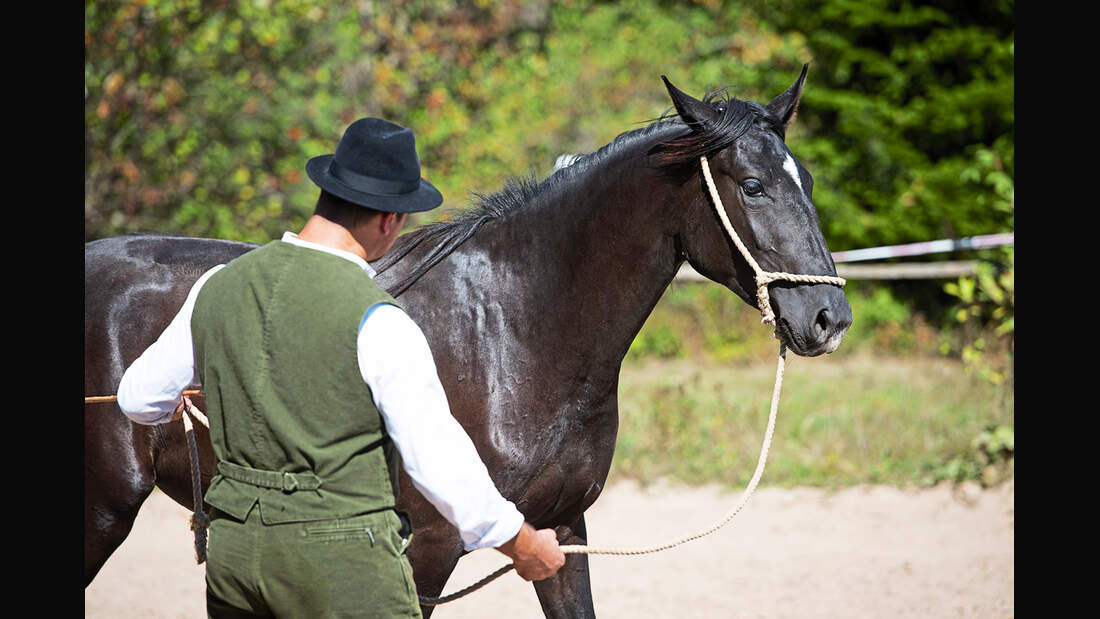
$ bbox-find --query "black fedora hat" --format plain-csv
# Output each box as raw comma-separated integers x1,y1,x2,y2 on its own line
306,118,443,213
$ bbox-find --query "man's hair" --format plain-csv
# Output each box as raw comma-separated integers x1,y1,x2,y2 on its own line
313,190,384,229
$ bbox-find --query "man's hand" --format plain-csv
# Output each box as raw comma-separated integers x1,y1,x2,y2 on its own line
496,522,566,581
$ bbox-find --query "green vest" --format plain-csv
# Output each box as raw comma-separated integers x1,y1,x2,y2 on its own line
192,240,402,524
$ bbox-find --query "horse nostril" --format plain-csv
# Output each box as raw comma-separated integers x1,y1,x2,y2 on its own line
814,308,830,339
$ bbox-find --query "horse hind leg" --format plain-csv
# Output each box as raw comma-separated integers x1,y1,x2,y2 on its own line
84,470,156,586
84,417,157,587
533,514,596,618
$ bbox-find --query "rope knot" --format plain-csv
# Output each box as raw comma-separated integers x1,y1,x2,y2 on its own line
755,277,778,326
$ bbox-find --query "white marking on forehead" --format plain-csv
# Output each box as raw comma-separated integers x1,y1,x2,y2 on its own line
783,153,804,194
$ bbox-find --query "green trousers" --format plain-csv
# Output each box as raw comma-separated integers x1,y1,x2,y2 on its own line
205,505,422,618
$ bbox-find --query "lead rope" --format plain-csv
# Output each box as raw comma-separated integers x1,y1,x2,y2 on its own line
417,155,846,606
179,397,211,564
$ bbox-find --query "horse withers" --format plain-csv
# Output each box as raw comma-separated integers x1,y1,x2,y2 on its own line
85,66,850,617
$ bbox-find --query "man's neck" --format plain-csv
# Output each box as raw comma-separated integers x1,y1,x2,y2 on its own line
296,215,369,261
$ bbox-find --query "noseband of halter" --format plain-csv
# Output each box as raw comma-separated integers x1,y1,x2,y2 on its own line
699,155,846,327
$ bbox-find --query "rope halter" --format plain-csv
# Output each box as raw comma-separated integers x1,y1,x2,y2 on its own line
698,154,846,327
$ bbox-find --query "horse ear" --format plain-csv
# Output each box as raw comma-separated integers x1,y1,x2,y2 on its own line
662,75,719,133
766,63,809,129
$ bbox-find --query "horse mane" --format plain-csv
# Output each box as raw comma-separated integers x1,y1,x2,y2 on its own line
373,87,780,296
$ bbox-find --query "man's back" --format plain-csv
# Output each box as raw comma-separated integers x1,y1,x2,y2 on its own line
193,240,402,524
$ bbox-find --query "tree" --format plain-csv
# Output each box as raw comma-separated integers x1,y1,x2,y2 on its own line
748,0,1014,251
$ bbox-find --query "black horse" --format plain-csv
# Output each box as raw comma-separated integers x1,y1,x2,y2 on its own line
85,67,851,617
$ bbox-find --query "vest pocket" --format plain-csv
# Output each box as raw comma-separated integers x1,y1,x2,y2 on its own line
303,524,375,544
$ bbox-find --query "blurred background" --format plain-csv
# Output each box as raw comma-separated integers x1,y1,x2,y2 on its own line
84,0,1014,491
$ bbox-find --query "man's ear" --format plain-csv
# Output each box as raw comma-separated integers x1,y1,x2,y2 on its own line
379,211,400,236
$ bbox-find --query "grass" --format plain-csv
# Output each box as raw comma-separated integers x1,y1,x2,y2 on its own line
611,350,1013,490
610,278,1014,490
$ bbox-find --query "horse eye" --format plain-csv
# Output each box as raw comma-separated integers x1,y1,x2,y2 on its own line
741,179,763,196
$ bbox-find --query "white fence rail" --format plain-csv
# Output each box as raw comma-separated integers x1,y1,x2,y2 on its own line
674,233,1013,281
830,233,1014,263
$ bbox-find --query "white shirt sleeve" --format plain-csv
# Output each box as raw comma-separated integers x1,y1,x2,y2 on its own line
116,265,225,424
358,303,525,551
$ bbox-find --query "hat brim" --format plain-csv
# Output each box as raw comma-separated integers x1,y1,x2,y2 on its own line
306,155,443,213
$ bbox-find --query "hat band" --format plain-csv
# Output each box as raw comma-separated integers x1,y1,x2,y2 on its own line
329,160,421,196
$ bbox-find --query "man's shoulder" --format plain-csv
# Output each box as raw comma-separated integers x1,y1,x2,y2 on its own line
358,302,428,352
362,301,412,326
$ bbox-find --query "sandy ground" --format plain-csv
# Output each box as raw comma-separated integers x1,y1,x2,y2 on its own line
85,479,1013,618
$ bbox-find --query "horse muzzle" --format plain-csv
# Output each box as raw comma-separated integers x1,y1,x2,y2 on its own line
770,283,852,357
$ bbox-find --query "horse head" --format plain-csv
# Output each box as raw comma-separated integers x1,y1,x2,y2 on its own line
659,66,852,357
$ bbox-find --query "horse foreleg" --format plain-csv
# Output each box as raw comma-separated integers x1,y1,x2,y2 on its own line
533,514,596,618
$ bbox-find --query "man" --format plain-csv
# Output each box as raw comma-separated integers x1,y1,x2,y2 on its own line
118,118,565,617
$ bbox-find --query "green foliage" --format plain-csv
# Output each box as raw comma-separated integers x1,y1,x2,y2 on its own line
627,323,684,359
85,0,824,242
842,284,914,353
86,1,370,242
941,141,1014,384
626,283,776,364
921,424,1013,487
87,1,1014,489
87,0,1013,256
748,0,1014,252
940,247,1014,386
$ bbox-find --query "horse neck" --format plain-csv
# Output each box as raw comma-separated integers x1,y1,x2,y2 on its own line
469,147,686,381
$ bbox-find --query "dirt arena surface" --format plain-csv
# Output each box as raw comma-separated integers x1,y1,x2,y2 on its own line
85,479,1013,618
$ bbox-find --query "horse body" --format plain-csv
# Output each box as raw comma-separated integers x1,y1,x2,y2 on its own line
85,69,851,617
